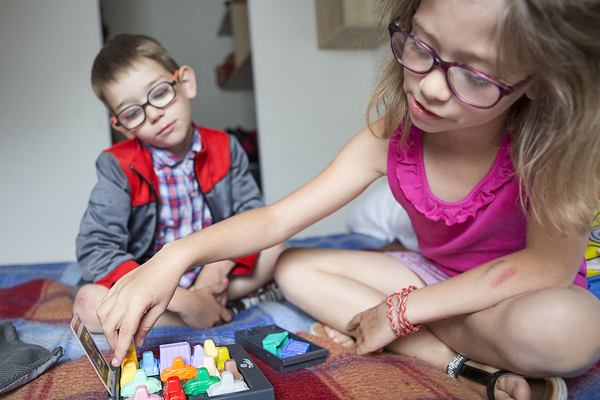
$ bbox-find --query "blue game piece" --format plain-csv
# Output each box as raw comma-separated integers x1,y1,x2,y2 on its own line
279,339,310,358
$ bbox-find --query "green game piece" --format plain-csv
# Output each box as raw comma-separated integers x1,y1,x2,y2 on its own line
262,332,289,355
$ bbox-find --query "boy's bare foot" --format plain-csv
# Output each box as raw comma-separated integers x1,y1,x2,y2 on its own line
309,323,357,350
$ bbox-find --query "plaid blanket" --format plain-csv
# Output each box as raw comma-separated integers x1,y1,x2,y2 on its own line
1,233,599,399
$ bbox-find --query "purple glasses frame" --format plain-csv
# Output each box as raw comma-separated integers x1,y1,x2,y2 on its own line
388,22,531,109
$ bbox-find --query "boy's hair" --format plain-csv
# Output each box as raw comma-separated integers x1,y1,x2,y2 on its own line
91,34,179,111
367,0,600,234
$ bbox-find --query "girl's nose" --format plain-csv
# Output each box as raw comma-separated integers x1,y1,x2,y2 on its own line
146,105,165,124
419,67,452,102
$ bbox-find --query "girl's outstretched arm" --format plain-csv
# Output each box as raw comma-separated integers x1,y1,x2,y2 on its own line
97,123,390,366
349,211,591,355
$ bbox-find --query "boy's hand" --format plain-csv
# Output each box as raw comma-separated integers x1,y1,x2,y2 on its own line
169,279,232,328
346,300,399,356
191,260,237,294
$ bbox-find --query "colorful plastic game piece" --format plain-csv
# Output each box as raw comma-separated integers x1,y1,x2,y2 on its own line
163,376,186,400
124,343,140,368
131,385,163,400
160,356,197,382
120,360,138,387
202,355,220,378
72,314,275,400
279,338,311,358
159,342,191,374
215,346,231,371
203,339,218,358
190,344,206,369
121,369,162,398
183,367,220,396
223,359,244,382
262,331,289,355
140,351,160,377
121,342,141,386
206,370,249,396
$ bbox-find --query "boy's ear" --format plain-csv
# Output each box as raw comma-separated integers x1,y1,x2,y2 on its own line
110,117,136,140
177,65,197,100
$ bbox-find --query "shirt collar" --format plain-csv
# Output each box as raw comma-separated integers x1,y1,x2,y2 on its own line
142,126,202,168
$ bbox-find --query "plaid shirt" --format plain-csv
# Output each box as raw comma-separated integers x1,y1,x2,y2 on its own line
142,128,212,288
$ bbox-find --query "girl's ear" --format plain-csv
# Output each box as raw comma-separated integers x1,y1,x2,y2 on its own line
177,65,197,100
110,116,136,140
525,80,545,100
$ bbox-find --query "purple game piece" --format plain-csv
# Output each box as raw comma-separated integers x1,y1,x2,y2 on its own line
159,342,191,373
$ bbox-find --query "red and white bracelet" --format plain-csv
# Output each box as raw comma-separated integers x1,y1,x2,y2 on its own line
386,285,421,337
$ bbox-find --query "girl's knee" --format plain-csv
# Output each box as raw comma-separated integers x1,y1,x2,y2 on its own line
504,287,600,375
274,248,322,297
274,248,314,278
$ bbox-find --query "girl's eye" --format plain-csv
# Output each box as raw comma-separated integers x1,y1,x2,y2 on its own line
463,70,492,87
409,39,431,58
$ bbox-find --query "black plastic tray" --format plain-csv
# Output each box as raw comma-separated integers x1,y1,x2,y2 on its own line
107,343,274,400
234,325,329,373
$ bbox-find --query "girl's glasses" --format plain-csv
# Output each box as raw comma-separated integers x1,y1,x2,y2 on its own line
388,22,530,109
111,70,179,130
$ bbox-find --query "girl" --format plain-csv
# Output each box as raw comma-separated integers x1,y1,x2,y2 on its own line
98,1,600,399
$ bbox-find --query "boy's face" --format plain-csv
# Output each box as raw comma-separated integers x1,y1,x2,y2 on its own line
104,58,197,158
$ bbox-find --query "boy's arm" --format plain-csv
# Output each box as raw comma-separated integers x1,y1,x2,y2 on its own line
227,134,265,214
76,152,141,288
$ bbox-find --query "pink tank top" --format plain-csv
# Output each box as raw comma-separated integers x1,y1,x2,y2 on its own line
387,124,587,288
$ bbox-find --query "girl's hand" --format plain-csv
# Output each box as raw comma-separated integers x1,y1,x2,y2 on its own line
347,300,398,356
96,247,184,367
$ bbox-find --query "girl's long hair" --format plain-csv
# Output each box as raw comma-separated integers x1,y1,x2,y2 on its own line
367,0,600,233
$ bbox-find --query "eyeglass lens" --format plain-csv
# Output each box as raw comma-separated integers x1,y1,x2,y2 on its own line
391,30,501,108
117,81,176,129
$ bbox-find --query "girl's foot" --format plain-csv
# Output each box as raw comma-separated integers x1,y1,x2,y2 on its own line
309,323,357,350
449,356,566,400
458,359,529,400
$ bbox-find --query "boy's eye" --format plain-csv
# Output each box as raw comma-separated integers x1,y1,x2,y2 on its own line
151,86,169,100
120,107,142,121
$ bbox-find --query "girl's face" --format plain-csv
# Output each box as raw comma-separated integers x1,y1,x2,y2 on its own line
403,0,532,135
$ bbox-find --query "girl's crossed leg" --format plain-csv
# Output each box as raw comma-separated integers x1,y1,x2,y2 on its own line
275,247,600,400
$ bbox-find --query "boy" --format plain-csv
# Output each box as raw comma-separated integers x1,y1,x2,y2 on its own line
74,34,285,333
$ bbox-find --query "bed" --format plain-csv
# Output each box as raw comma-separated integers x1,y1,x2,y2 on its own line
1,233,599,399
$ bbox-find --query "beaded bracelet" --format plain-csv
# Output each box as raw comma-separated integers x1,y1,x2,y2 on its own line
397,285,420,335
386,286,421,337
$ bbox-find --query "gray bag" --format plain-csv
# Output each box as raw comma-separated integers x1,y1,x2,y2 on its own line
0,321,65,394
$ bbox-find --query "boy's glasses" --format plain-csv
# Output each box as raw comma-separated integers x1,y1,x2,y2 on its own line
111,70,179,130
388,22,531,109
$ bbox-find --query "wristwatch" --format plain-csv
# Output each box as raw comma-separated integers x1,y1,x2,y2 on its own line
446,354,468,379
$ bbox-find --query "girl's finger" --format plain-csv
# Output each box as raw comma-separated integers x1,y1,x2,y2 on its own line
346,314,360,331
134,306,163,348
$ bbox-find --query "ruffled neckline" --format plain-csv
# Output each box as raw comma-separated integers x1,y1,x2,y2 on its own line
391,125,514,226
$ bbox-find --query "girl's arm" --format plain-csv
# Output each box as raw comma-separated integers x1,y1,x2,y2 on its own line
406,215,589,323
97,124,390,366
350,209,590,355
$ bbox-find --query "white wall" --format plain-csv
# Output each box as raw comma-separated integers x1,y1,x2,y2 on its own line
249,0,386,237
0,1,109,264
100,0,257,133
